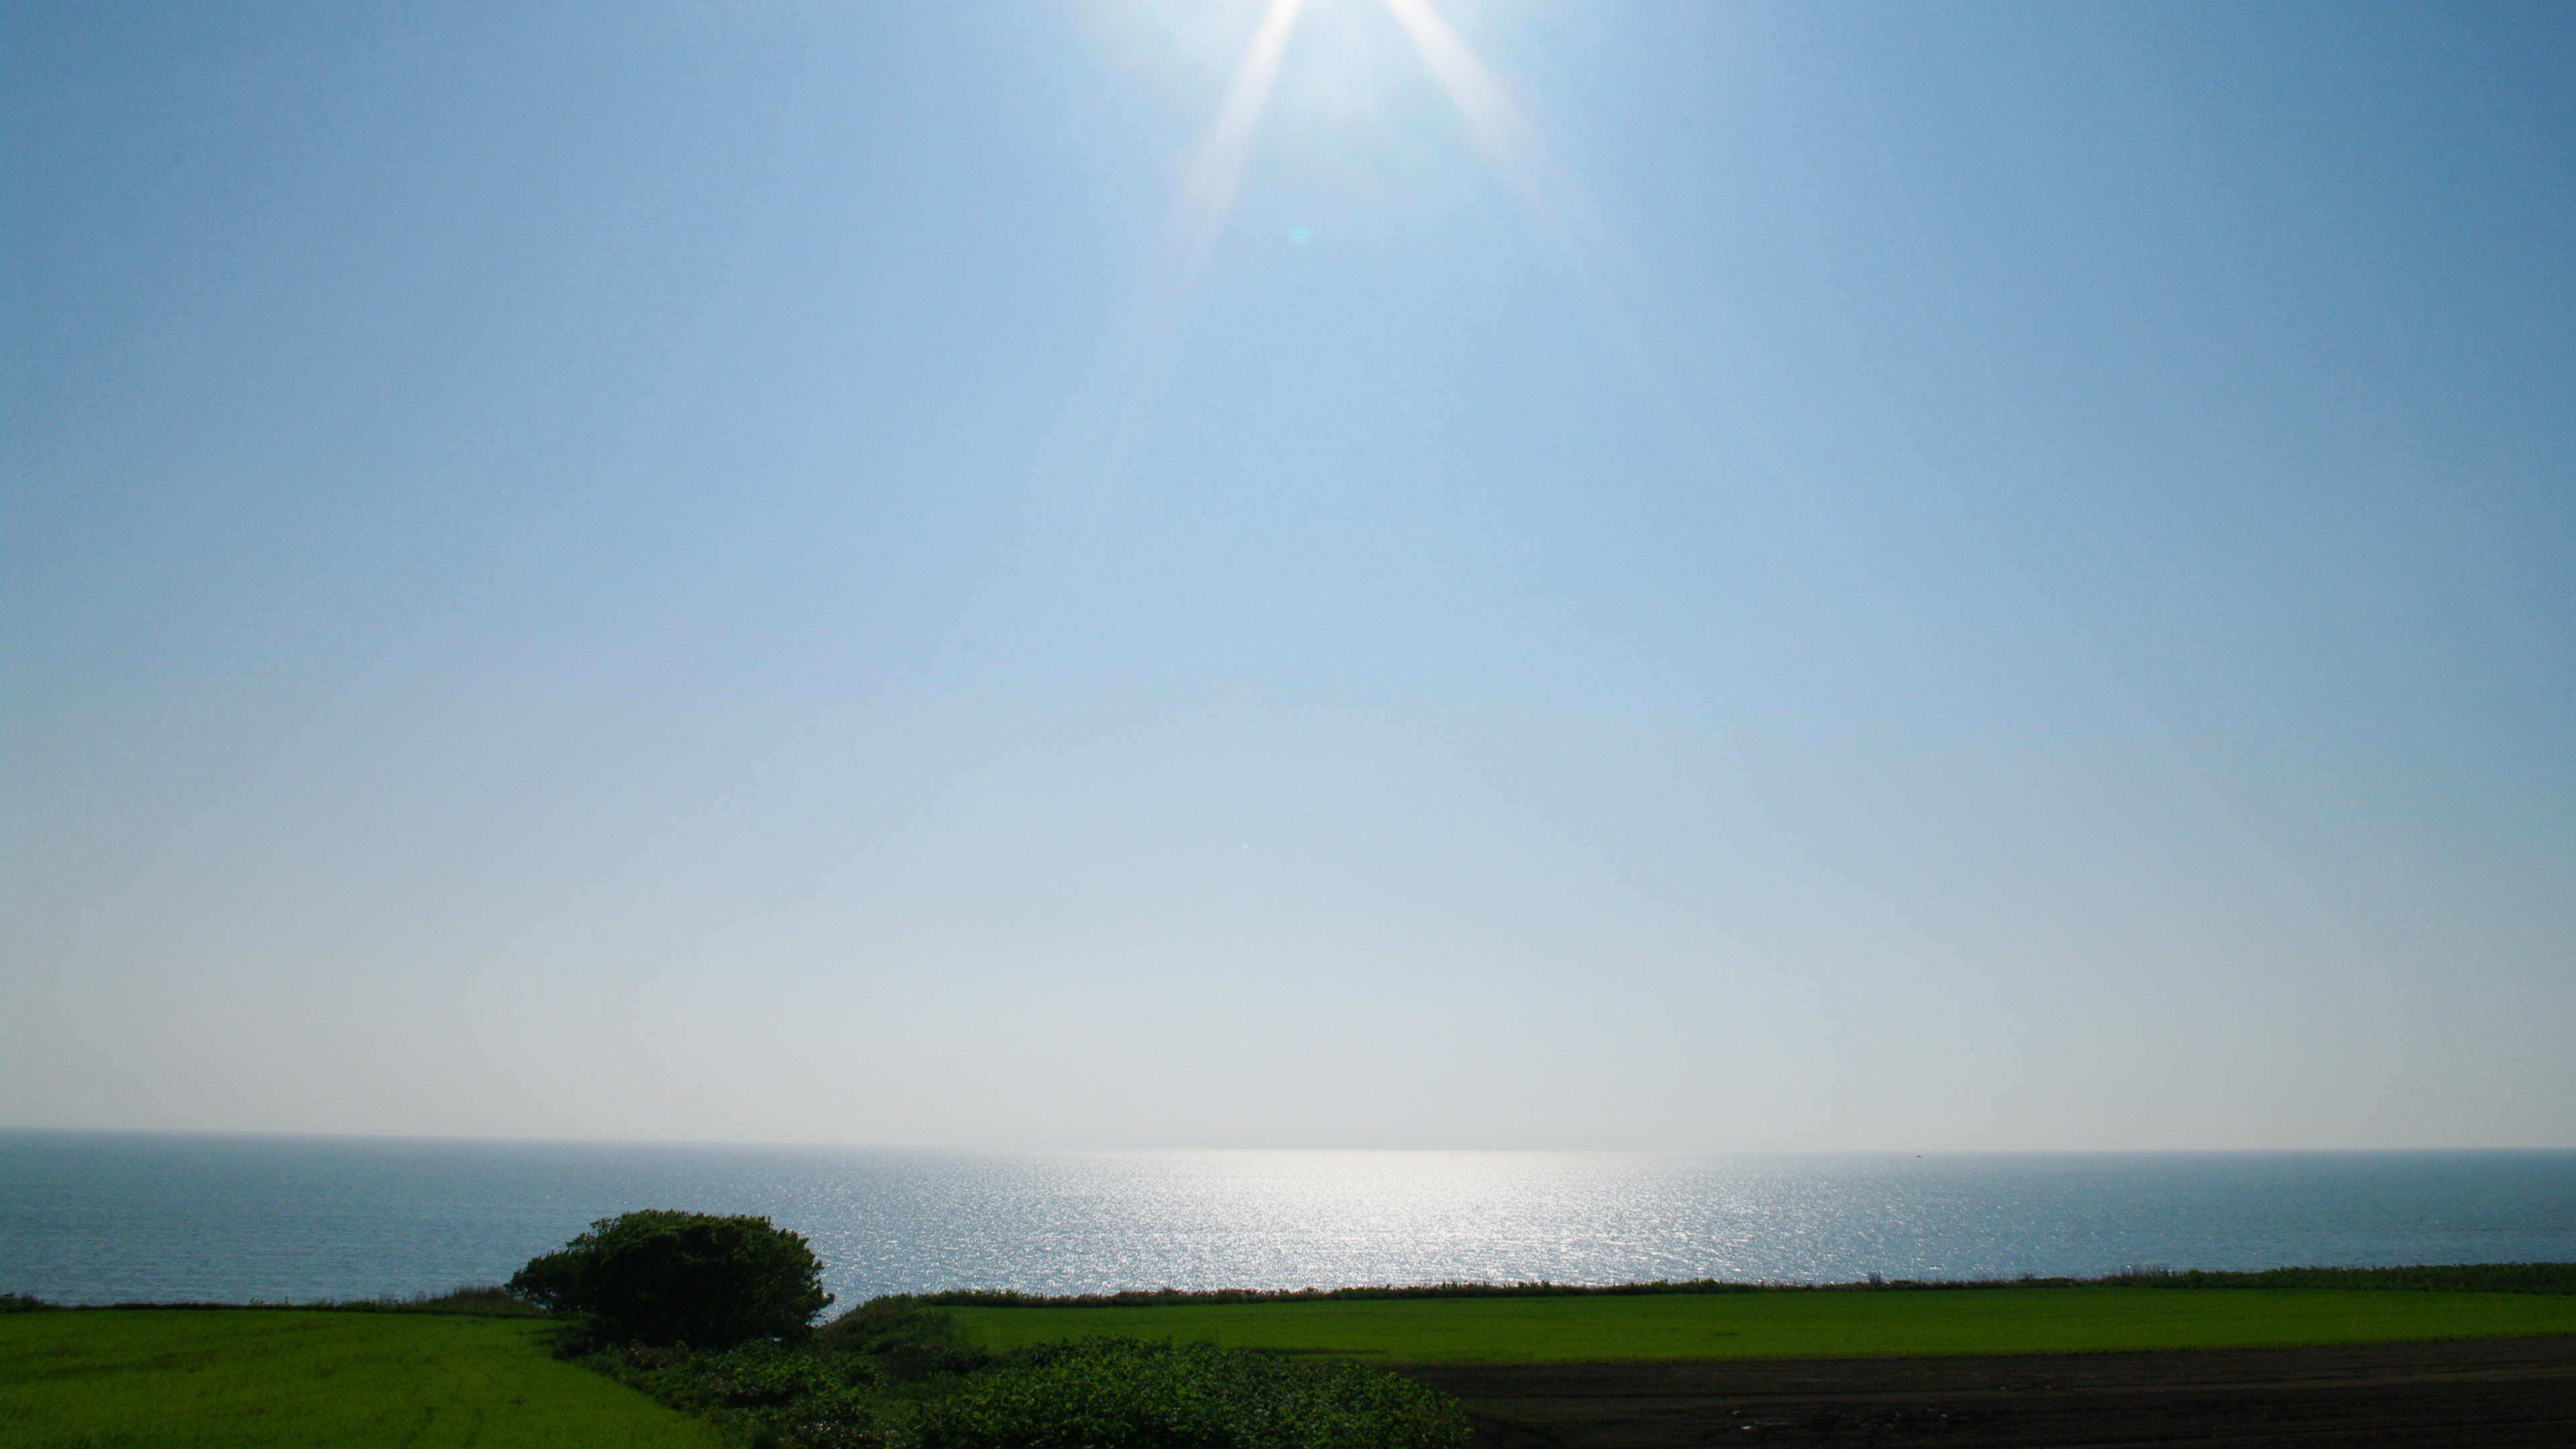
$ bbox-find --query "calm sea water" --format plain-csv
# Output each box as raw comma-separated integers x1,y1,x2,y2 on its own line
2,1133,2569,1308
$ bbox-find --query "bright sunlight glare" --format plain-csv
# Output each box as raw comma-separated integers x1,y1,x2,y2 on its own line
1126,0,1564,441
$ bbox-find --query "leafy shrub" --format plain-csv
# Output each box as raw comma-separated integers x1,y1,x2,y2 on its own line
917,1339,1471,1449
818,1297,995,1378
576,1322,1472,1449
508,1210,834,1348
579,1338,907,1448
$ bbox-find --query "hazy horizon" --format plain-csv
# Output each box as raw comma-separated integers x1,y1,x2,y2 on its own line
5,1,2571,1151
11,1127,2576,1156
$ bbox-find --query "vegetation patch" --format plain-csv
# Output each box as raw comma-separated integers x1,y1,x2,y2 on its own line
571,1303,1470,1448
918,1338,1466,1449
510,1210,834,1349
502,1215,1472,1448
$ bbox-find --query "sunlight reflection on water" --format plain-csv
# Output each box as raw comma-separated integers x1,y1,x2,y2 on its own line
3,1135,2570,1306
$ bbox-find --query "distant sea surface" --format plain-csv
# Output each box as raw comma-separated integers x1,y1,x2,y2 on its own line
3,1133,2571,1307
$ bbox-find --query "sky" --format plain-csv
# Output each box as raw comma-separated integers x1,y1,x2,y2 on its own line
3,1,2570,1151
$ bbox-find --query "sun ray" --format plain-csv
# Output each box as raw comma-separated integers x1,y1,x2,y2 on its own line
1032,0,1311,663
1377,0,1839,625
1098,0,1308,470
1377,0,1525,172
1184,0,1309,223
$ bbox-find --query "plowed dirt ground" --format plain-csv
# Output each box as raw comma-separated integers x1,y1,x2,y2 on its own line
1403,1335,2576,1447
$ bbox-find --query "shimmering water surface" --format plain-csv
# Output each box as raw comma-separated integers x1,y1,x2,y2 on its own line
3,1133,2569,1307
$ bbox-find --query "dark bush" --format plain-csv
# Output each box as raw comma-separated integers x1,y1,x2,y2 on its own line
508,1209,834,1348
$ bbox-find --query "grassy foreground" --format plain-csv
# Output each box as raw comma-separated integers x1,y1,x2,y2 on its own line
13,1272,2572,1447
0,1309,723,1449
950,1287,2576,1365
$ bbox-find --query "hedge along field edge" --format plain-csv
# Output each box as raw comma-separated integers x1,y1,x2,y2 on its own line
894,1263,2576,1309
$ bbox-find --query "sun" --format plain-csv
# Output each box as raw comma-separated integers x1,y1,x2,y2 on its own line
1091,0,1568,485
1177,0,1529,225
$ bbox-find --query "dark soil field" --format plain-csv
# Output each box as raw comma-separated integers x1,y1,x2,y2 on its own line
1403,1336,2576,1448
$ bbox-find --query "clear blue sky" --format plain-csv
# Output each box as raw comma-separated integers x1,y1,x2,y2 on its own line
5,1,2569,1148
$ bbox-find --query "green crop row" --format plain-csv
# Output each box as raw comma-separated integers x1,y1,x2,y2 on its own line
947,1284,2576,1364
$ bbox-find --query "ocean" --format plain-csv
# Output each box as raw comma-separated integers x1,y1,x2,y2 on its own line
3,1132,2569,1308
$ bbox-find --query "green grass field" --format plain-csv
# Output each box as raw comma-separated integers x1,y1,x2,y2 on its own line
0,1309,724,1449
13,1284,2573,1446
949,1287,2576,1365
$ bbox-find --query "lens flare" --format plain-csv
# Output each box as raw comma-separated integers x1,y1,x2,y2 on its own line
1099,0,1307,466
1183,0,1308,222
1378,0,1523,166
